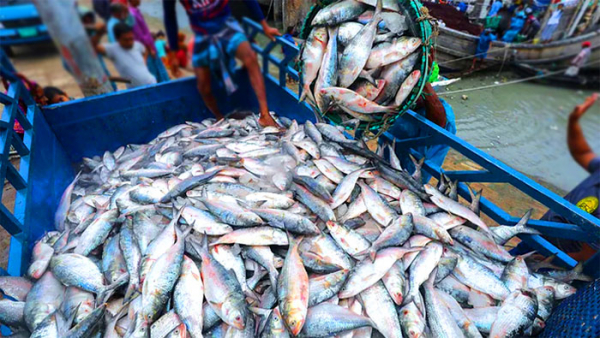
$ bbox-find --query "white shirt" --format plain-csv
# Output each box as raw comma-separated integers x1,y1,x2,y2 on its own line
548,9,563,25
103,41,157,89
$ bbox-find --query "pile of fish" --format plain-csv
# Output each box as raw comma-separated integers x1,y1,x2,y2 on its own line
300,0,423,125
0,115,590,338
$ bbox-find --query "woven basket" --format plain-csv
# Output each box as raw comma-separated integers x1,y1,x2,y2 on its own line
299,0,434,134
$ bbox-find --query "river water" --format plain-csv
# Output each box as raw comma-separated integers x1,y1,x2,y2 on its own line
440,73,599,192
138,2,599,192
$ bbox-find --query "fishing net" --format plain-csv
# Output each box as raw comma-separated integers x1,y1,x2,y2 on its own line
299,0,434,135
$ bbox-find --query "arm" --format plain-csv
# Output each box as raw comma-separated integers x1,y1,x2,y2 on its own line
422,83,447,128
163,0,179,51
92,27,107,55
568,93,598,171
244,0,281,41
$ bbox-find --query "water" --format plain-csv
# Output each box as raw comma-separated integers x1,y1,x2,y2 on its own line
137,2,599,192
440,72,599,192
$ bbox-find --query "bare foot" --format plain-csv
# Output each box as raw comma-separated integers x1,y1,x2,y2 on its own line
258,113,279,128
214,111,225,121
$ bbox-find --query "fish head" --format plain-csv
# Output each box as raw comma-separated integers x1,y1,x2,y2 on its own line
408,37,422,49
222,297,247,330
283,306,306,336
554,282,576,299
270,308,287,333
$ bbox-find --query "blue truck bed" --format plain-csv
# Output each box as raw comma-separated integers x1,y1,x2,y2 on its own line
0,17,598,336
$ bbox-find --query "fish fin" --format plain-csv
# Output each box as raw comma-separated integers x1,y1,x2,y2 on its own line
519,251,537,260
448,180,458,201
98,273,129,306
359,68,377,85
530,253,558,272
409,154,423,183
437,173,447,193
66,303,80,328
467,185,482,216
515,209,539,235
374,0,383,18
231,243,242,256
200,232,210,254
368,248,378,262
244,287,261,302
570,262,593,282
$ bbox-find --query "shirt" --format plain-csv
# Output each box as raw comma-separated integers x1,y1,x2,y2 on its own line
477,32,496,54
572,47,592,68
103,41,157,88
489,0,502,16
107,16,121,43
163,0,264,50
155,39,168,58
542,157,600,223
130,6,156,52
548,9,562,25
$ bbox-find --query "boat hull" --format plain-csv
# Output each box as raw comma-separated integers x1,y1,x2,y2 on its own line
435,26,600,73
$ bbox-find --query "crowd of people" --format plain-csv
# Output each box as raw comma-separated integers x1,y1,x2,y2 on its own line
471,0,593,75
484,0,551,44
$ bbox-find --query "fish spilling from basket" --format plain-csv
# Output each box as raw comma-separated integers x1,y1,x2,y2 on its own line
300,0,423,126
0,115,591,337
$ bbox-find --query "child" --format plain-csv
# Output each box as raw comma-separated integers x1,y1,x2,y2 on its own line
154,31,168,61
107,2,129,43
176,32,189,69
44,87,70,104
95,23,157,89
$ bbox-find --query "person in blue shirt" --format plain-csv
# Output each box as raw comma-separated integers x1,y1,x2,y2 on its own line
163,0,281,127
502,8,526,42
471,28,496,70
107,2,130,43
488,0,502,17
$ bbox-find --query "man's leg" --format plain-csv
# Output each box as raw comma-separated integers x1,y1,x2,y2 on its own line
194,67,224,120
235,41,278,127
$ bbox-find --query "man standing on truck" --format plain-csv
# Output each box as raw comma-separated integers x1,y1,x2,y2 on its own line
162,0,281,127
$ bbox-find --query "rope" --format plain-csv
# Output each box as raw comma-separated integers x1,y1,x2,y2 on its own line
437,60,600,96
496,46,509,76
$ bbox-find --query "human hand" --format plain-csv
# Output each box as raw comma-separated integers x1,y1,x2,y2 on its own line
261,21,281,41
570,93,598,121
149,48,157,58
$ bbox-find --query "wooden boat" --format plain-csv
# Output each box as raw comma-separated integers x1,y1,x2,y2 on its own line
435,25,600,73
511,62,600,89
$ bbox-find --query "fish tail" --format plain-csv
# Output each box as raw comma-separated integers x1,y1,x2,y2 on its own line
515,209,539,235
269,268,279,295
516,209,533,228
123,280,140,303
98,273,128,306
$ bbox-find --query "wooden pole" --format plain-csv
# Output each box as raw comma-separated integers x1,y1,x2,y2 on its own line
480,0,492,20
33,0,113,96
566,0,592,37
